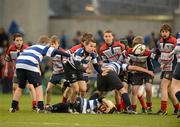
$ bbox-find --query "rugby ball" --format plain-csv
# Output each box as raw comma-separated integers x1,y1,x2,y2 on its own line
132,44,146,55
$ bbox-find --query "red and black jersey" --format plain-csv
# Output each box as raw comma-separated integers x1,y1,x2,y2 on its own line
125,47,152,69
159,36,176,71
5,43,29,62
99,41,125,63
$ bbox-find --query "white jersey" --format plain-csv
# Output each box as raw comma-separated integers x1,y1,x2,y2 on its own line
102,62,129,75
174,38,180,63
16,44,56,73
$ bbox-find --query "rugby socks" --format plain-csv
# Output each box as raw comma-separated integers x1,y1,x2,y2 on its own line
138,95,147,109
146,102,152,109
89,93,100,100
62,96,68,103
131,105,137,111
120,97,125,110
37,101,44,110
11,100,18,110
121,93,132,109
174,104,179,111
32,100,37,108
161,101,167,112
175,91,180,102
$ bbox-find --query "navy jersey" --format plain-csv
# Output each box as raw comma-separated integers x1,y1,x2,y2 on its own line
68,48,98,70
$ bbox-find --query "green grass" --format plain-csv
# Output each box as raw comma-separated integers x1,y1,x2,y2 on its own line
0,94,179,127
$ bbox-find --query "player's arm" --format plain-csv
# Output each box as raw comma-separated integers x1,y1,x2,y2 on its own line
128,65,154,77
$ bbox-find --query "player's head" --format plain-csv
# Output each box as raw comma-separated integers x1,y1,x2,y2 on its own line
50,35,60,49
81,32,93,45
98,98,116,114
160,24,172,39
84,38,96,53
38,35,50,45
132,36,144,47
103,30,114,45
12,33,24,49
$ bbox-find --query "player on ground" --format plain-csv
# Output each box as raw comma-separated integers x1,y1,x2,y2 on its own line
46,97,116,114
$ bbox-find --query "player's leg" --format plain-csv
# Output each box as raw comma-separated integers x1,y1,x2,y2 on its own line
168,83,179,115
9,69,26,112
78,80,87,98
131,85,140,111
45,82,54,105
26,83,37,110
62,87,72,103
157,74,170,115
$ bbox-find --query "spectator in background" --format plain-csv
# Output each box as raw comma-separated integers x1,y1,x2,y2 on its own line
144,32,158,49
0,27,9,52
125,30,134,48
95,30,104,46
72,30,82,45
60,30,69,49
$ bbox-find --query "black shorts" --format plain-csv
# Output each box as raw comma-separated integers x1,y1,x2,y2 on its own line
129,72,153,85
173,63,180,80
97,70,123,92
49,73,65,85
118,71,128,82
16,69,42,89
64,62,84,83
160,71,173,80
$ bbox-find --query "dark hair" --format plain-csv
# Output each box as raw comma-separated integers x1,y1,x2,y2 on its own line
160,24,172,33
84,38,96,45
81,32,93,43
12,33,23,41
104,30,113,35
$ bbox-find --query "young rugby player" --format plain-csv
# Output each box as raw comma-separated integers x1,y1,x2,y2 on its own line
63,38,101,106
9,35,70,113
45,35,69,107
4,33,37,110
156,24,179,115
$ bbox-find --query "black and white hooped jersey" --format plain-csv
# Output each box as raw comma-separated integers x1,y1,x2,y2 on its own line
16,44,57,73
76,97,100,114
102,62,129,75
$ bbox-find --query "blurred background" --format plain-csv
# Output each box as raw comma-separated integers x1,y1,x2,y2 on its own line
0,0,180,95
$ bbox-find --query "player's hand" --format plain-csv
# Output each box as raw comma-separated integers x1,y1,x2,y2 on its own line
86,68,92,74
148,71,154,77
160,64,165,69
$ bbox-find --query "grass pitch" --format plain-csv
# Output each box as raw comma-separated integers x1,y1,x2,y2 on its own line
0,94,179,127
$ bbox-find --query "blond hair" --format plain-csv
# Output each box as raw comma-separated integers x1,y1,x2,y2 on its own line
50,35,59,45
38,35,50,44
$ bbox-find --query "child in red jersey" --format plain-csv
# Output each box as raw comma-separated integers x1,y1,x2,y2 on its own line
156,24,179,115
125,36,153,113
4,33,37,110
90,30,127,112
